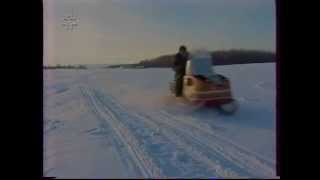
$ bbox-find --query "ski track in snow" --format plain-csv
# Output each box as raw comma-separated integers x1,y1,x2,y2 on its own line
79,85,275,178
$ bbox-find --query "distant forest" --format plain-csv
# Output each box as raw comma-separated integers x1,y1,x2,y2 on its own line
44,64,87,69
44,49,276,69
136,49,276,68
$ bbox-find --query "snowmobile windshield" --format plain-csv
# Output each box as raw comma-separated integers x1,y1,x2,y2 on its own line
186,51,215,78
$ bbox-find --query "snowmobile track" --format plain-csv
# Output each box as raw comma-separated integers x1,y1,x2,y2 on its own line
82,86,241,178
99,91,242,178
160,110,276,167
108,91,274,177
157,111,275,177
80,86,275,178
80,86,162,178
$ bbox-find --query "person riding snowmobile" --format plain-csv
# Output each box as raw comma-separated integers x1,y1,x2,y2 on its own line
173,45,190,97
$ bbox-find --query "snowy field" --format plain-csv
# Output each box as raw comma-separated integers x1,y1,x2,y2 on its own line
43,63,277,178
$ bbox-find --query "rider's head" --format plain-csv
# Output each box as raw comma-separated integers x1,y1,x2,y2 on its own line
179,45,187,54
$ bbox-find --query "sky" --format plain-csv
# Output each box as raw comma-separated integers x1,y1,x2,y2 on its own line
43,0,276,65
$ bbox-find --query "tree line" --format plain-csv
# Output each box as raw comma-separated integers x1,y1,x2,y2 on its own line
137,49,276,68
43,64,87,69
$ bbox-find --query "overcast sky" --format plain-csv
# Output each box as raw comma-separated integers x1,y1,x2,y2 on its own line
43,0,275,65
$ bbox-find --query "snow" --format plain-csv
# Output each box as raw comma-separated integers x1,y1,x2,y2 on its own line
43,63,277,178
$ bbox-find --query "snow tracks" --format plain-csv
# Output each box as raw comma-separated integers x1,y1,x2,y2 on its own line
80,86,275,178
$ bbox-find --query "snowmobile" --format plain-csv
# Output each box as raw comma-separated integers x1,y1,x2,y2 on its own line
170,52,238,114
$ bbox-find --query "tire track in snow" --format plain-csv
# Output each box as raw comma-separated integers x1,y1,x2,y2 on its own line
96,91,246,178
99,91,275,178
92,89,228,178
80,86,162,178
133,112,244,178
80,87,142,177
157,111,276,177
81,86,274,178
